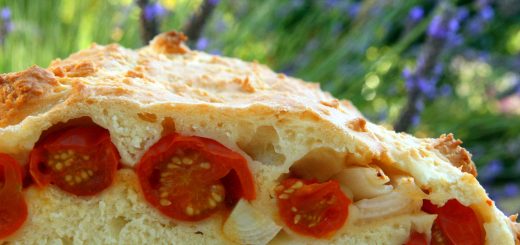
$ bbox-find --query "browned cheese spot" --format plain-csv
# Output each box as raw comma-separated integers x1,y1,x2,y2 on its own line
51,61,97,78
151,31,189,55
432,133,477,177
347,118,367,132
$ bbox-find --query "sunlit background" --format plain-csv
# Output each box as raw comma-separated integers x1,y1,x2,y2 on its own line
1,0,519,214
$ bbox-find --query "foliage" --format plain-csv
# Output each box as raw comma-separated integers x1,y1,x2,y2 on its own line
0,0,519,214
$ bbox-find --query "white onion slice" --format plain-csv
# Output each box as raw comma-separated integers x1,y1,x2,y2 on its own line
223,199,282,245
354,178,424,220
334,166,393,201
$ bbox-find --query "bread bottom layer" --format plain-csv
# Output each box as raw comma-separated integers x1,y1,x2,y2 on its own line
4,169,430,245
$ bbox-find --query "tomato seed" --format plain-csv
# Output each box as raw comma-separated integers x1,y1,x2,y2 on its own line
160,199,172,206
199,162,210,169
182,157,193,165
278,194,289,200
208,199,217,208
211,192,223,202
291,181,303,189
172,157,181,164
294,214,301,224
186,206,195,216
74,175,82,183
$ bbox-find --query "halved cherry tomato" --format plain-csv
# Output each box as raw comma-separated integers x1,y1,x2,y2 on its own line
422,199,485,245
275,178,351,238
136,134,256,222
0,153,28,239
29,126,120,196
404,231,427,245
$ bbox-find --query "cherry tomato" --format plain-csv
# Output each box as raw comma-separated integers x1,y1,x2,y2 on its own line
136,134,256,222
404,231,427,245
0,153,28,239
275,178,351,238
422,199,485,245
29,126,120,196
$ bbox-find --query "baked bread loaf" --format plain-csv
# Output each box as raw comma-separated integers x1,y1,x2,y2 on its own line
0,31,519,245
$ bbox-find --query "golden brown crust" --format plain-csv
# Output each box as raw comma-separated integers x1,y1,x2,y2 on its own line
431,133,477,176
347,118,367,132
50,60,97,78
0,66,61,127
150,31,189,55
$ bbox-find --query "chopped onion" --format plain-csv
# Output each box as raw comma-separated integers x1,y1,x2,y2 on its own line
354,177,424,220
333,166,393,201
223,199,282,245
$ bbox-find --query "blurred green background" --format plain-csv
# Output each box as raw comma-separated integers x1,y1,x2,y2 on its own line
0,0,519,214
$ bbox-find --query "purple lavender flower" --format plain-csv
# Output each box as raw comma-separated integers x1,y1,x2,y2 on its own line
411,114,421,126
418,78,438,97
403,70,438,97
479,159,504,183
144,3,167,21
455,7,469,21
468,18,484,34
427,15,445,38
195,37,209,50
448,18,460,33
503,184,520,198
0,7,13,37
408,6,424,22
480,5,494,21
428,7,464,40
414,98,425,112
347,2,361,18
1,7,10,21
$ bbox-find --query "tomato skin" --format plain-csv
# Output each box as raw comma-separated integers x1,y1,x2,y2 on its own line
136,134,256,222
422,199,485,245
404,231,428,245
275,178,351,238
0,153,28,239
29,126,120,196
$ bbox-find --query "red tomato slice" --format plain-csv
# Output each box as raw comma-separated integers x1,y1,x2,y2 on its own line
405,231,428,245
0,153,28,239
422,199,485,245
275,178,351,238
136,134,256,222
29,126,120,196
